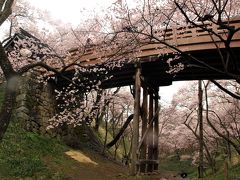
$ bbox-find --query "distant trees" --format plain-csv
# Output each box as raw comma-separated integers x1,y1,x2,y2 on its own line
159,80,240,177
204,81,240,155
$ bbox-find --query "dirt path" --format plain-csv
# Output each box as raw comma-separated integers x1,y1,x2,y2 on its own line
45,149,129,180
142,171,191,180
45,149,191,180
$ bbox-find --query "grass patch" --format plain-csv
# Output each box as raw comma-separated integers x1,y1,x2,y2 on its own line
158,154,240,179
159,155,196,176
0,120,129,179
0,120,68,179
206,163,240,180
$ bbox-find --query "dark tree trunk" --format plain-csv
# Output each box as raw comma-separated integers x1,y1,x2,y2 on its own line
106,114,133,148
198,80,204,178
0,42,17,141
0,85,16,140
93,90,103,131
94,113,101,131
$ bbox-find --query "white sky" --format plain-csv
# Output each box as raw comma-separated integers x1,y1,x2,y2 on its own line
160,81,185,104
28,0,115,26
27,0,186,102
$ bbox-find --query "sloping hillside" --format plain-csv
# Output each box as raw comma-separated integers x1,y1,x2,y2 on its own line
0,120,129,180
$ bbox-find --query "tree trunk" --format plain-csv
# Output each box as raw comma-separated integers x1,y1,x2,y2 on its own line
0,85,16,140
106,114,133,148
224,160,229,180
198,80,204,178
102,107,109,154
0,42,17,141
93,90,103,131
94,113,101,131
227,131,232,163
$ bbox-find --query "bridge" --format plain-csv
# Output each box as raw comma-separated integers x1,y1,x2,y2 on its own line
64,18,240,175
67,18,240,88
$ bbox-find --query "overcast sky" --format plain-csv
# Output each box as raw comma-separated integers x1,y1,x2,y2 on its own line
28,0,115,26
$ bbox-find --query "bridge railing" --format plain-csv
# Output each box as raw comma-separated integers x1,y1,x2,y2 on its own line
154,18,240,44
68,18,240,65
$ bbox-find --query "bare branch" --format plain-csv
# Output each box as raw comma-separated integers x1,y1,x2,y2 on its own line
210,80,240,100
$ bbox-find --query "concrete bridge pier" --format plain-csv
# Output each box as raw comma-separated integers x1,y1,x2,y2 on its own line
130,64,160,175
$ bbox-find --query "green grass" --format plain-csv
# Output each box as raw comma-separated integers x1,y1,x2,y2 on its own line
206,163,240,180
0,83,69,178
159,154,197,176
0,119,132,179
97,124,131,160
158,153,240,180
0,120,68,179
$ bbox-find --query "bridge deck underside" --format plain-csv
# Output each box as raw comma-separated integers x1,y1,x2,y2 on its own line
100,47,240,88
55,48,240,89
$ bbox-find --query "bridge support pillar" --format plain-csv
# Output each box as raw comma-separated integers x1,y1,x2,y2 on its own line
131,63,160,175
138,85,160,174
147,90,154,172
139,87,148,173
153,87,159,171
130,64,141,176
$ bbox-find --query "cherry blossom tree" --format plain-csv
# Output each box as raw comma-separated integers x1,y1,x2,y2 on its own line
204,80,240,156
162,79,240,176
0,0,111,141
92,0,240,99
169,82,221,173
35,0,240,148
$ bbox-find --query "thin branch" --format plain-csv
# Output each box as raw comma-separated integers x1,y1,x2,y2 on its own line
210,80,240,100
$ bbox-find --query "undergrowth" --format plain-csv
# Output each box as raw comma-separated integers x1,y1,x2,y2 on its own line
97,124,131,160
0,119,68,179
